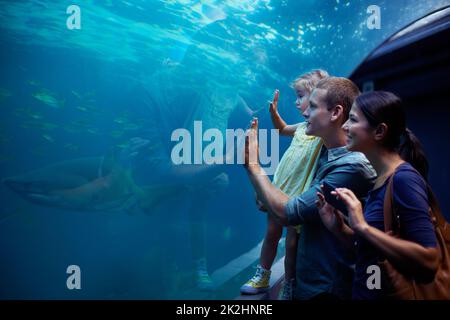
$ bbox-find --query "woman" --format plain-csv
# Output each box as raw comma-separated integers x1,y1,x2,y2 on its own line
316,91,439,299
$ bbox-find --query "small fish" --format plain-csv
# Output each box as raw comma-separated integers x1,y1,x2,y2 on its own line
76,106,88,112
33,89,64,108
64,143,80,152
63,125,79,134
14,107,44,120
86,128,100,135
13,107,27,116
71,119,92,128
29,113,44,120
20,121,58,131
110,130,124,138
0,88,11,102
115,143,129,149
223,226,232,241
162,58,180,67
71,90,83,100
76,105,100,114
27,80,42,86
114,117,129,124
42,134,54,143
72,90,97,105
122,123,142,131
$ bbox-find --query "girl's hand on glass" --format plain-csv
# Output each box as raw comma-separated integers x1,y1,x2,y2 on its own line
269,90,279,115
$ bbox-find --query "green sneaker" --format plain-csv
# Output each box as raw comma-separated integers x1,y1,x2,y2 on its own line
240,265,271,294
195,258,214,291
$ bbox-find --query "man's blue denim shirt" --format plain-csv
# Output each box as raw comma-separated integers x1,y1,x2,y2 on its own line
285,146,376,300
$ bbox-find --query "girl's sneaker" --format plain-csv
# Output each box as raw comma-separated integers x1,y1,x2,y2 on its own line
240,265,271,294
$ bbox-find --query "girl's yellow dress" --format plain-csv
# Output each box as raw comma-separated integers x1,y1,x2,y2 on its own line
272,122,322,232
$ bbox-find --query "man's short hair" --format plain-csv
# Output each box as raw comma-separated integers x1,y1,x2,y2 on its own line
315,77,360,122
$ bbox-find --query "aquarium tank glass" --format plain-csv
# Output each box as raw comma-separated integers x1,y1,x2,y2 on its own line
0,0,448,299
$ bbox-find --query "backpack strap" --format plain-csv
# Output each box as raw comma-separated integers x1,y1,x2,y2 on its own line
383,164,405,234
383,165,449,237
383,173,397,234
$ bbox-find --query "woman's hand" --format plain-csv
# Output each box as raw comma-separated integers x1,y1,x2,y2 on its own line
333,188,369,234
244,118,260,173
316,189,345,234
269,90,279,115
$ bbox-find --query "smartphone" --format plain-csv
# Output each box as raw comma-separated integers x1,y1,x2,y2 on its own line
321,181,348,215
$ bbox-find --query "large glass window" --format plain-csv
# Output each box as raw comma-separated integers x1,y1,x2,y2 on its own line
0,0,448,299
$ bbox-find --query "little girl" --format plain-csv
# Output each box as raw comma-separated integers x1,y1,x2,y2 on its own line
240,69,328,299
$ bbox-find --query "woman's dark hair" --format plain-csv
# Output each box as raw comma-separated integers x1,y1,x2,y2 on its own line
355,91,429,180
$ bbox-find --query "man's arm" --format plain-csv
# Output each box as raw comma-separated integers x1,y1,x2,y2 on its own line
286,162,375,225
244,117,290,225
246,165,290,225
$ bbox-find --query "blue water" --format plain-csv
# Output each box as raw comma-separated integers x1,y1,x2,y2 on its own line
0,0,448,299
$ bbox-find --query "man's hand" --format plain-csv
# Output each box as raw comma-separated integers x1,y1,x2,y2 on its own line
244,118,260,173
255,192,268,212
269,90,279,115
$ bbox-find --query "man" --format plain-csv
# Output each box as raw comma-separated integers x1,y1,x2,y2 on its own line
244,77,376,300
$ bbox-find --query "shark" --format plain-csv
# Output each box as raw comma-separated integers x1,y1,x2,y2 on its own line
2,157,180,214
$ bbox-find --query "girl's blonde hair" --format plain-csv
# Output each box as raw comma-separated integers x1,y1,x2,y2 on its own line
291,69,329,93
